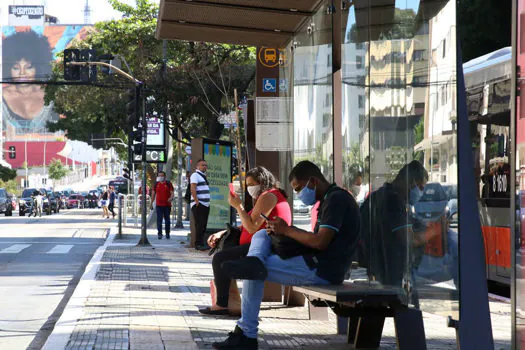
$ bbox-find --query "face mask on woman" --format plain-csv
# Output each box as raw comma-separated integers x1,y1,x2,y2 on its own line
247,185,261,199
157,176,165,182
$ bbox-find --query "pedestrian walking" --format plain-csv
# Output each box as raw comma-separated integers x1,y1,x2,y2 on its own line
151,171,174,239
101,189,110,219
190,159,211,251
108,186,116,219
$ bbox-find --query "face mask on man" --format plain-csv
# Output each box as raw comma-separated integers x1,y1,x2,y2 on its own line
409,185,423,205
247,185,261,199
297,178,316,206
157,176,165,182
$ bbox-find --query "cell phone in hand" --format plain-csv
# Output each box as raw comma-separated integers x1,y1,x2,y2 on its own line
260,213,270,221
229,183,236,197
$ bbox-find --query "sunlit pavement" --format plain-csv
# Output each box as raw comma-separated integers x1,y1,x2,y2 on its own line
0,208,112,350
41,223,512,350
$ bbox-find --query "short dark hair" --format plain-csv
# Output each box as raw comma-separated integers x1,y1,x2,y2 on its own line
394,160,428,185
288,161,326,183
158,171,166,176
197,159,206,164
2,30,53,80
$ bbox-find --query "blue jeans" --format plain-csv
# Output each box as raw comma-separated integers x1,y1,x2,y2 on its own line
156,205,171,235
237,230,329,338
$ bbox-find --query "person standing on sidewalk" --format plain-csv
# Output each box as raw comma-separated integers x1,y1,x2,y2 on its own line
190,159,211,251
151,171,174,239
101,189,110,219
108,186,116,219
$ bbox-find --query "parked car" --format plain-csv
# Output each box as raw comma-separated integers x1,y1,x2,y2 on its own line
293,199,311,214
19,188,35,216
413,183,458,257
47,192,60,213
0,188,14,216
67,194,82,209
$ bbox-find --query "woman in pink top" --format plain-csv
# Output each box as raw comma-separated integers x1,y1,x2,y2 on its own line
199,166,291,316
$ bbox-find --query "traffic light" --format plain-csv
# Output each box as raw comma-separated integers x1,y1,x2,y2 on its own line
63,49,80,81
132,127,143,156
80,49,97,83
123,167,131,180
8,146,15,159
126,87,139,126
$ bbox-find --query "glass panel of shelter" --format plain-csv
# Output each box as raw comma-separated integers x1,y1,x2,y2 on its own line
292,1,333,232
341,0,459,318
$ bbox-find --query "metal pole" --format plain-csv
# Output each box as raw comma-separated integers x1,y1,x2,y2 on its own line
25,136,28,188
118,194,123,238
175,128,183,228
137,83,150,246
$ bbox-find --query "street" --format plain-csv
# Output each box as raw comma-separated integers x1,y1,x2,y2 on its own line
0,208,111,350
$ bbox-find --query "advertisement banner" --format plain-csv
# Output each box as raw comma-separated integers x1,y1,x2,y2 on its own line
146,116,165,146
2,26,91,140
8,6,45,26
204,141,232,230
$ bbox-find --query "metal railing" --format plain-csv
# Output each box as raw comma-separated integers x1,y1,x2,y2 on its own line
121,192,187,228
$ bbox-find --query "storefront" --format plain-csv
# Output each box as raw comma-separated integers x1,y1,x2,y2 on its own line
156,1,494,347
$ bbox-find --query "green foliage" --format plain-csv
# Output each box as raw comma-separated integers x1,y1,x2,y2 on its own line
458,0,511,62
0,164,17,182
0,180,19,196
45,0,255,146
48,159,69,180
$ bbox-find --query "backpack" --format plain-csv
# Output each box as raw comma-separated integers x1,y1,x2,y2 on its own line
184,172,209,203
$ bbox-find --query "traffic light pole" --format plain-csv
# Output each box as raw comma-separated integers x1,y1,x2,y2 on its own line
66,60,150,246
137,83,150,246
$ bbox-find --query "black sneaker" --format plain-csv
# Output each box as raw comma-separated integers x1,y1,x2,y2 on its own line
222,257,268,281
212,326,258,349
166,233,170,239
158,233,163,239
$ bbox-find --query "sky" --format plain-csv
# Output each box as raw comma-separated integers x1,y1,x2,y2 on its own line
0,0,157,26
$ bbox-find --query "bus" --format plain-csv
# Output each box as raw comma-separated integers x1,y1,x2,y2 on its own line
108,178,129,195
464,47,512,285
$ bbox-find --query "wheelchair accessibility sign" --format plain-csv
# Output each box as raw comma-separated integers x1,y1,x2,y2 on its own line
262,78,276,93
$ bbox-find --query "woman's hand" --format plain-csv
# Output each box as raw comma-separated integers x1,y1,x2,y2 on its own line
228,193,242,209
207,230,227,248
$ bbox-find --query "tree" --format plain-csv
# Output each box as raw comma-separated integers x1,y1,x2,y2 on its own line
0,180,19,196
0,164,17,182
45,0,255,147
48,159,69,180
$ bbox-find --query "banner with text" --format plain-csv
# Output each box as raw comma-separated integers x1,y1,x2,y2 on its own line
204,141,232,230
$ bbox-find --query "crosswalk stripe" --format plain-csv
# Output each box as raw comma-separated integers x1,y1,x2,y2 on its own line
0,244,31,254
46,245,74,254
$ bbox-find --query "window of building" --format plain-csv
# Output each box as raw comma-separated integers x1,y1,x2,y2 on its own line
413,50,426,61
356,56,363,69
358,95,364,108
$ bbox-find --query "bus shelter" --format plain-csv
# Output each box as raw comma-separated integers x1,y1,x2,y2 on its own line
156,1,494,348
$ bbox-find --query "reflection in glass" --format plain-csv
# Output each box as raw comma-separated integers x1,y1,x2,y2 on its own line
342,0,458,318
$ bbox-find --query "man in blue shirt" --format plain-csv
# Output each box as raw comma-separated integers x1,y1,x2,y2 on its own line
212,161,360,349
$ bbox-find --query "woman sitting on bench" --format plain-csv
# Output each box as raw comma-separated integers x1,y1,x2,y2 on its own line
199,166,291,316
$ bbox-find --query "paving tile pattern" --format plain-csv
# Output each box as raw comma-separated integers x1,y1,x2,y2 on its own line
63,229,511,350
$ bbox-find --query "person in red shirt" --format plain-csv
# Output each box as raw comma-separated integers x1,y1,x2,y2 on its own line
150,171,174,239
198,166,291,316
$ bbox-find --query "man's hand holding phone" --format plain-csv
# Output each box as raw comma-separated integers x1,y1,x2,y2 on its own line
264,215,288,236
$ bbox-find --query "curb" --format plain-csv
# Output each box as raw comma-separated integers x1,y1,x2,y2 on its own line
42,227,116,350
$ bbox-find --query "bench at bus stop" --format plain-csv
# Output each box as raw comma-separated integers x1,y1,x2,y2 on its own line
289,280,427,350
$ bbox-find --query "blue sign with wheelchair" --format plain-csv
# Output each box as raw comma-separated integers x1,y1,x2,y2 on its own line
262,78,276,93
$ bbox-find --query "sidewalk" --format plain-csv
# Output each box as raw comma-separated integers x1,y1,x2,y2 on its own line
44,225,511,350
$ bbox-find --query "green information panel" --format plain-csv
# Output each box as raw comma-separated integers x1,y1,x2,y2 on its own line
204,141,232,230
